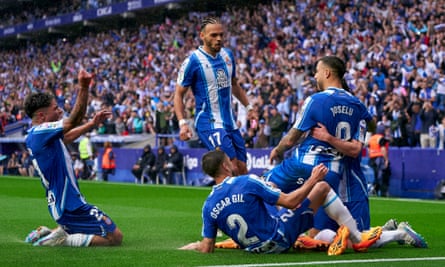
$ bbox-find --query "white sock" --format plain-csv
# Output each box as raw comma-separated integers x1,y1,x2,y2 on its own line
64,234,94,247
323,189,361,243
372,230,404,248
314,229,336,243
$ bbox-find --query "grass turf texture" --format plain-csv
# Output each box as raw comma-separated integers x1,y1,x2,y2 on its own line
1,176,444,267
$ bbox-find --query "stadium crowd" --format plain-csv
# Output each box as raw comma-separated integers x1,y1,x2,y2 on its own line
0,0,127,28
0,0,445,152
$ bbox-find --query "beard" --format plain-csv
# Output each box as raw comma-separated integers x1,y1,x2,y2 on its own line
203,39,222,54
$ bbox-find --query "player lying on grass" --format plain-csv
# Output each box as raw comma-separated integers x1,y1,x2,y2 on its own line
179,150,381,255
23,69,123,247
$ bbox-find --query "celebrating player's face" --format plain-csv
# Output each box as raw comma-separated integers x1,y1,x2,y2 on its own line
39,99,64,122
314,62,326,92
201,23,224,56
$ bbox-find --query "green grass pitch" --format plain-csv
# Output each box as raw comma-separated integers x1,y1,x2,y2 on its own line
1,176,444,267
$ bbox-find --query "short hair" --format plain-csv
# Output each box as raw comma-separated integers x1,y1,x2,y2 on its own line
316,56,346,79
202,150,226,178
200,17,221,32
104,141,112,148
316,56,349,91
24,92,54,118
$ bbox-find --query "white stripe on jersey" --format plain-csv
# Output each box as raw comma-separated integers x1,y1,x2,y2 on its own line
195,51,225,128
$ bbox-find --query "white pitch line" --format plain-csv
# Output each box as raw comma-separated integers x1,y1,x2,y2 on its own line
198,257,445,267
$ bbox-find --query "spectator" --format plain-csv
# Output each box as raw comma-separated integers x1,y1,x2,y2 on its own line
18,150,34,177
267,106,284,147
419,101,439,148
368,128,391,197
166,145,184,185
103,116,117,134
243,127,256,149
78,132,93,180
101,141,115,182
254,119,269,148
386,99,409,147
71,152,84,179
91,151,100,180
0,154,5,175
114,116,126,135
166,104,179,136
392,79,409,106
438,116,445,150
155,102,170,147
96,122,107,134
435,69,445,112
145,113,156,135
0,117,4,137
7,152,20,175
131,145,156,184
406,102,423,147
287,103,299,131
276,95,290,119
128,109,144,134
367,96,379,118
418,78,436,104
153,146,168,184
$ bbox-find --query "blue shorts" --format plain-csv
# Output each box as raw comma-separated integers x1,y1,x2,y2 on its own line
346,200,370,231
313,199,370,232
197,128,247,162
56,203,117,237
264,157,341,193
277,198,314,247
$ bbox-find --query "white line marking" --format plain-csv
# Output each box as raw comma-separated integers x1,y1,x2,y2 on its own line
199,257,445,267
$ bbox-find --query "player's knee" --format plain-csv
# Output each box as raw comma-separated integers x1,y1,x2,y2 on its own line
110,228,123,246
313,181,331,195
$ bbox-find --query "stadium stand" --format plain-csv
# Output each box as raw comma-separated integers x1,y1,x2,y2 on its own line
0,0,444,198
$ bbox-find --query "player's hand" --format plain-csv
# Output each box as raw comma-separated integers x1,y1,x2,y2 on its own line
78,69,93,89
310,163,328,182
269,148,282,164
92,110,112,125
178,241,201,250
179,124,192,141
310,122,330,142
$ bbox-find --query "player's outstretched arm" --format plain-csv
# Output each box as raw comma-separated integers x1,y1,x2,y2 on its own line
64,110,111,144
179,237,215,253
270,128,303,163
63,69,93,133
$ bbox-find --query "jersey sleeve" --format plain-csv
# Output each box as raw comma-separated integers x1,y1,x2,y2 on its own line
245,174,281,205
293,95,318,132
223,48,236,79
31,120,64,147
201,201,218,239
177,55,194,88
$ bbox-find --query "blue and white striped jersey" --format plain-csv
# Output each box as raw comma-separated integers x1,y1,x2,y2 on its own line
177,46,237,131
25,119,87,222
